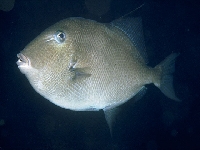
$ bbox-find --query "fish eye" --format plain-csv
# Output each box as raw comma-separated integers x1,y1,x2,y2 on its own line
55,30,66,43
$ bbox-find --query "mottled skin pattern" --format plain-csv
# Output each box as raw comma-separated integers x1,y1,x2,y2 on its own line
17,18,166,111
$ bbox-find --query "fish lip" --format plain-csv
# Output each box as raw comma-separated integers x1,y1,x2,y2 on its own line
16,53,30,67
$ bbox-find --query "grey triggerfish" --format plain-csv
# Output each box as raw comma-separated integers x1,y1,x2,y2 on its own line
16,17,179,134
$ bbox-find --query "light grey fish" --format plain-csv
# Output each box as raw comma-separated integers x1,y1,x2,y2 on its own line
16,17,179,134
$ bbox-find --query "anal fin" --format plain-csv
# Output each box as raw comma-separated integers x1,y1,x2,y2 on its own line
103,107,120,137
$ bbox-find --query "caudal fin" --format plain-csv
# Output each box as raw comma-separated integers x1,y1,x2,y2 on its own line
155,53,180,101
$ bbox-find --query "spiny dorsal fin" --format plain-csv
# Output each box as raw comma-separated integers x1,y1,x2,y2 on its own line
118,3,145,20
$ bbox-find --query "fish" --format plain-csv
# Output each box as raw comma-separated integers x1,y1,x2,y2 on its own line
16,17,179,135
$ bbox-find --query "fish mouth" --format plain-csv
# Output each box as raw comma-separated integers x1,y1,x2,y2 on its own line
16,53,30,67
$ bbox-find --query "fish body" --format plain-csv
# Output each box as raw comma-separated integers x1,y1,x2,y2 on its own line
17,17,179,132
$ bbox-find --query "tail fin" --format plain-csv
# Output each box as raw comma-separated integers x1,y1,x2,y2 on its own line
154,53,180,101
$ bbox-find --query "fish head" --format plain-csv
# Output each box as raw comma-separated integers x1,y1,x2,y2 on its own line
16,19,84,98
17,20,75,72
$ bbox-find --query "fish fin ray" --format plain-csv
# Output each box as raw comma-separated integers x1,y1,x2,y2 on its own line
103,107,120,137
155,53,180,101
69,67,91,81
133,86,147,102
111,17,148,64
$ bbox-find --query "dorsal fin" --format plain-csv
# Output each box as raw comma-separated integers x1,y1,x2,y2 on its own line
111,17,148,64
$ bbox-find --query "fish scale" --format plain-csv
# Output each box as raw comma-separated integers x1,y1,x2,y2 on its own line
17,17,179,135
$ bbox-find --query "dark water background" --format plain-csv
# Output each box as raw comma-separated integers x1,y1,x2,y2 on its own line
0,0,200,149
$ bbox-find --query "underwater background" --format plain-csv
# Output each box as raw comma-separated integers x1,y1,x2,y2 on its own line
0,0,200,149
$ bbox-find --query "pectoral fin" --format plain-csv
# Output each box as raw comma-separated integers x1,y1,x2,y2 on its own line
68,57,91,81
70,67,91,81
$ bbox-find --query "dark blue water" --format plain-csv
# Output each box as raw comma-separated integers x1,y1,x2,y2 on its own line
0,0,199,149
